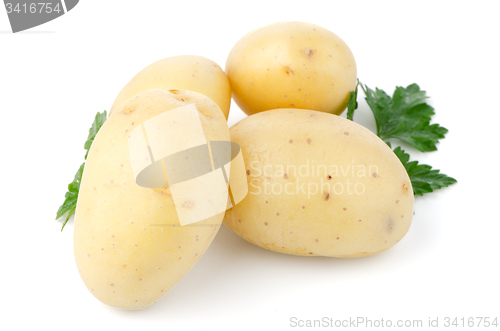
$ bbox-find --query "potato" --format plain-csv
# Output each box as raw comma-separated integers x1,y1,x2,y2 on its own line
110,55,231,119
74,89,230,309
225,22,357,116
224,109,413,257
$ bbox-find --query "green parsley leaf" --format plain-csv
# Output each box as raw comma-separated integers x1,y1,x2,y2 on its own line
84,111,107,159
346,79,359,121
360,83,448,152
346,81,456,196
56,111,107,231
392,146,457,196
56,163,84,231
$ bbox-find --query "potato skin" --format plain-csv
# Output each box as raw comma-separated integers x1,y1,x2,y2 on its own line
225,22,357,116
110,55,231,119
74,89,230,309
224,109,413,257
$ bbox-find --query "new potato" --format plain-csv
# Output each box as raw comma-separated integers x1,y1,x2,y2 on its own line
74,89,230,309
110,55,231,119
225,22,357,116
224,109,413,257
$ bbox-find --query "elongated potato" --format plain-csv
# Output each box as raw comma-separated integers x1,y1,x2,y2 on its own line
224,109,413,257
226,22,356,116
110,55,231,119
74,89,230,309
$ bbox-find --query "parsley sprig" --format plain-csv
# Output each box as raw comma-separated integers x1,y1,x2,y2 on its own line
347,82,456,195
392,146,457,196
56,111,107,231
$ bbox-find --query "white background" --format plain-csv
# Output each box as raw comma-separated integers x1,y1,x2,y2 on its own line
1,1,499,330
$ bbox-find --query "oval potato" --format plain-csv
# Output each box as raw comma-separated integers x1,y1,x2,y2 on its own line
224,109,413,257
110,55,231,119
74,89,229,309
225,22,357,116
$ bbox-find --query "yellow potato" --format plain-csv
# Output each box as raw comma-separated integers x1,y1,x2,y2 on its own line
225,21,357,116
224,109,413,257
110,55,231,119
74,89,230,309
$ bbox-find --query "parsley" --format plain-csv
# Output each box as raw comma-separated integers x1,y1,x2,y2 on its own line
346,83,456,196
346,79,358,121
56,111,107,231
360,83,448,152
392,146,457,196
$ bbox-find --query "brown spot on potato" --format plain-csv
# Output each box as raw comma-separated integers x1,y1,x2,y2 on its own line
246,170,251,175
238,219,241,223
284,173,289,179
276,212,280,216
396,199,400,204
306,49,314,57
284,66,294,75
324,193,330,201
387,218,394,233
336,237,340,240
264,222,268,226
327,175,332,180
265,200,268,204
309,252,313,255
358,219,362,222
343,207,347,211
110,283,114,287
307,138,312,144
372,172,378,178
344,131,349,136
182,200,194,209
289,139,293,143
123,107,136,115
315,238,319,242
302,205,305,209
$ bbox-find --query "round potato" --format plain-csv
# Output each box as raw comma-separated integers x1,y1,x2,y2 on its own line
225,22,357,116
74,89,230,309
110,55,231,119
224,109,413,257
